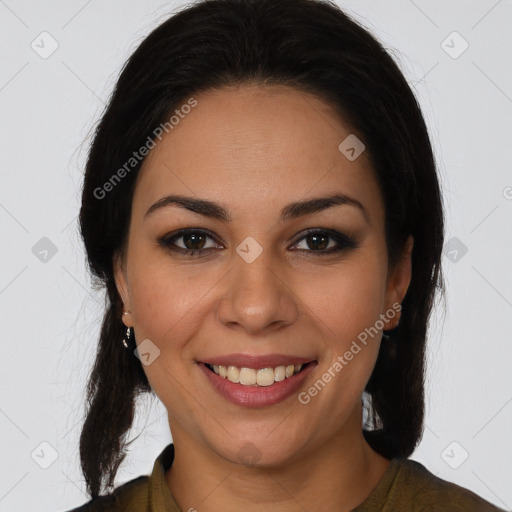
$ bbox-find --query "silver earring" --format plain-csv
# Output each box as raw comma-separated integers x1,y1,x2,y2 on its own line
122,326,133,349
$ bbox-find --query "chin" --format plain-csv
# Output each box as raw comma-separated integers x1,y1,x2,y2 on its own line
212,432,307,469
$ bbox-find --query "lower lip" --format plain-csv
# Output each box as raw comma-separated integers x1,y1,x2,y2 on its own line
198,362,317,408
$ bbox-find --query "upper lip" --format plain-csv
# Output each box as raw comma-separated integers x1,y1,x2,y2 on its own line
199,353,316,369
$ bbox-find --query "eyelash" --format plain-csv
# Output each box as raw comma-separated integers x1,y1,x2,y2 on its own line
157,228,358,257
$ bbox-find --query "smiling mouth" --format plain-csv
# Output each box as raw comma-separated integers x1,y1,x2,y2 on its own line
204,362,314,387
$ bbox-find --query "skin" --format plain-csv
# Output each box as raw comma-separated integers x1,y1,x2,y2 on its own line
114,84,413,512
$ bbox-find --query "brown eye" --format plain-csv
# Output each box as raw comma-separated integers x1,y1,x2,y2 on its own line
158,229,221,256
291,229,358,255
304,232,330,250
181,232,207,250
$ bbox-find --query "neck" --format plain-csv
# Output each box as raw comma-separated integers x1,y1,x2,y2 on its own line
165,410,390,512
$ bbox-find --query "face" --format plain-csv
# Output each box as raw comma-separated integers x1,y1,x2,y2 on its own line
114,84,412,467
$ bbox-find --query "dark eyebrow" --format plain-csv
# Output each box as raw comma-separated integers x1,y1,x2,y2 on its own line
280,193,368,223
144,193,369,224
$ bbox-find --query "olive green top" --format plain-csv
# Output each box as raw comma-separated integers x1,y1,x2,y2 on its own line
68,443,507,511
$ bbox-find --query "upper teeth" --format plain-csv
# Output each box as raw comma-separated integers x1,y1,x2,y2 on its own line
210,364,303,386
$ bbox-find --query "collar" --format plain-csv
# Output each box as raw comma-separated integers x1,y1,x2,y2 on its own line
148,443,181,512
146,443,403,511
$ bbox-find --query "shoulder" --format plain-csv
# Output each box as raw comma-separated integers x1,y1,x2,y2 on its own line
389,458,506,511
65,443,177,512
65,475,150,512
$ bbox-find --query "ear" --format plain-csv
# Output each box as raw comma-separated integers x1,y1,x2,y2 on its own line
383,235,413,328
113,251,133,327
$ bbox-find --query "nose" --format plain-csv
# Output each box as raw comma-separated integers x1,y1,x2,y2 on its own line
215,243,299,336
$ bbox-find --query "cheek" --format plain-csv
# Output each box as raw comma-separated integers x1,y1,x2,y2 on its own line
126,261,214,411
296,271,385,430
128,260,214,350
300,254,388,339
297,251,387,396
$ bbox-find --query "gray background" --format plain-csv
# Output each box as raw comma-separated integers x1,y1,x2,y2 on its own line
0,0,511,510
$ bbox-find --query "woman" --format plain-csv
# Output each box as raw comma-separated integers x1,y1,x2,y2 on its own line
68,0,505,510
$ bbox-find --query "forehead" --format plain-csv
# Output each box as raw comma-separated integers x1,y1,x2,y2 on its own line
133,85,382,221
